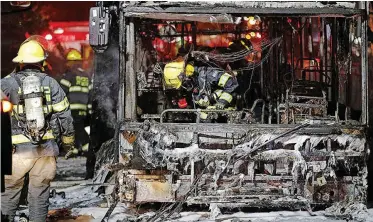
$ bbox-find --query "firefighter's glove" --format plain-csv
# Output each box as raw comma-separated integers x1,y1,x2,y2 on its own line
215,102,226,110
62,135,78,159
196,95,210,108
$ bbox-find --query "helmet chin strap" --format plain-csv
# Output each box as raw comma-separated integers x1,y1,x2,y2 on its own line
19,62,45,72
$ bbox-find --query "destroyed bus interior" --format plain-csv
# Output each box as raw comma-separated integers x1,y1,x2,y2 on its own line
91,2,370,210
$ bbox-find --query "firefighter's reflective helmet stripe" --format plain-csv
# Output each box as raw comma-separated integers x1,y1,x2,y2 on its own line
12,40,46,64
200,112,208,120
185,64,194,77
52,97,70,112
66,49,82,61
60,79,72,88
70,103,88,110
164,61,185,89
218,73,232,87
12,130,55,144
219,92,233,103
212,89,223,101
69,86,89,93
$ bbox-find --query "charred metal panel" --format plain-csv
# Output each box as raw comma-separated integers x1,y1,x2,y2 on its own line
122,2,362,17
117,121,368,207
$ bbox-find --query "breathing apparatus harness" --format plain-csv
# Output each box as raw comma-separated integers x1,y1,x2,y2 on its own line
12,71,52,144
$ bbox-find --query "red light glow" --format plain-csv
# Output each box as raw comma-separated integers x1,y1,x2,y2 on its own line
45,34,53,41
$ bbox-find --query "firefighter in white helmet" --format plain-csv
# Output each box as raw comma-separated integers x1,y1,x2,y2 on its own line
1,38,76,222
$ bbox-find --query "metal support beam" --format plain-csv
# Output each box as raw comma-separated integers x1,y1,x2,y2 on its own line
192,22,197,48
125,18,137,120
331,18,338,104
122,6,363,17
118,11,126,120
360,2,369,125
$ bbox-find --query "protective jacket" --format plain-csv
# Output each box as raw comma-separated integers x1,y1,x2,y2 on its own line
195,66,238,106
59,65,92,121
1,68,74,158
59,65,92,152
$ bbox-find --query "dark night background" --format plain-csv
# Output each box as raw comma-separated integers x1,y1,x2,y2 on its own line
1,1,95,77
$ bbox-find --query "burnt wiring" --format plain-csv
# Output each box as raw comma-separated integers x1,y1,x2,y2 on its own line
243,67,256,105
147,162,211,222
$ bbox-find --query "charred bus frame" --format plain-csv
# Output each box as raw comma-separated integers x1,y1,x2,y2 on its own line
91,2,370,208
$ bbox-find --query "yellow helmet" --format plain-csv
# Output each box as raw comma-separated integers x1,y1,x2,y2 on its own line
185,63,194,77
66,49,82,61
164,60,185,89
12,40,46,63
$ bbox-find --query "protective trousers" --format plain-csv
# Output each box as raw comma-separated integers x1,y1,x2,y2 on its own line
73,119,89,152
1,154,56,222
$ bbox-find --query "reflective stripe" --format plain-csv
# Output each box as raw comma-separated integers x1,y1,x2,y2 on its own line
219,92,233,103
70,103,87,111
240,40,250,50
60,79,72,88
52,97,69,112
87,104,92,109
43,105,53,113
12,130,55,144
5,75,11,78
88,110,93,115
13,104,24,114
218,73,231,87
78,111,87,116
69,86,89,93
46,94,51,102
62,135,74,144
88,84,93,90
43,86,51,102
200,112,208,120
212,89,223,100
82,143,89,152
12,104,52,115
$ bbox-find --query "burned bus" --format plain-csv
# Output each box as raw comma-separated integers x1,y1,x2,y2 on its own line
89,2,370,209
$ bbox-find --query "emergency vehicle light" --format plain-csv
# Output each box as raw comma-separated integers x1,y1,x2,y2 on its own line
54,28,64,34
45,34,53,41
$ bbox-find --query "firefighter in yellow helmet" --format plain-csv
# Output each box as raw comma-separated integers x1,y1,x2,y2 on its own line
1,39,76,221
59,49,92,150
59,48,92,177
164,58,238,111
163,57,196,109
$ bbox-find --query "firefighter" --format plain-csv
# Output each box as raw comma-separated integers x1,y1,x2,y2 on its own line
163,59,238,113
193,66,238,110
59,49,92,156
1,39,76,221
163,56,196,109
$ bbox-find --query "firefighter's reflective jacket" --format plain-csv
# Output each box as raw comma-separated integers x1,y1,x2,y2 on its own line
59,67,92,120
195,66,238,106
1,69,74,158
